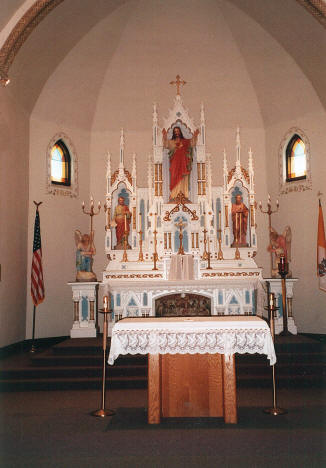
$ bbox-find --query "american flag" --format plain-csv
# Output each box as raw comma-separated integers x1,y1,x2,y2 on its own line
31,208,45,306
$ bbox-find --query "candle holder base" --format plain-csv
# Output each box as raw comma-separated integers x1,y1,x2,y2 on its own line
279,330,292,336
92,408,115,418
263,406,287,416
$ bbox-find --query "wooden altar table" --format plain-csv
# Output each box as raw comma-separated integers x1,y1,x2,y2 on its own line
108,316,276,424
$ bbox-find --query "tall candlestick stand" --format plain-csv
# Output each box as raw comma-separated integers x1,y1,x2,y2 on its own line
152,229,158,270
82,196,102,233
259,195,279,276
202,228,209,260
263,292,287,416
278,254,291,336
217,228,224,260
92,296,115,418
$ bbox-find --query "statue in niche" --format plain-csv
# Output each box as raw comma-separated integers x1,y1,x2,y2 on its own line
162,126,199,202
111,196,132,250
268,226,292,278
231,194,249,247
74,230,97,282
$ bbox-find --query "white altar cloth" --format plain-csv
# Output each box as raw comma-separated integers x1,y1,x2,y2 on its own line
108,316,276,365
168,254,194,280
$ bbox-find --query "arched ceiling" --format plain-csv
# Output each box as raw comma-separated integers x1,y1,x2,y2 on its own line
1,0,325,128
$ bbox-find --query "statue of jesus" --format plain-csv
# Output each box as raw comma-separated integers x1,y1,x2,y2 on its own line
162,126,199,202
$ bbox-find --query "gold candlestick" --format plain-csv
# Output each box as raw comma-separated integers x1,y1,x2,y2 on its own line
217,228,224,260
82,196,101,233
152,229,158,270
259,195,279,276
234,213,241,260
92,296,115,418
202,228,209,260
263,292,287,416
138,229,144,262
176,219,186,255
122,229,128,262
138,213,144,261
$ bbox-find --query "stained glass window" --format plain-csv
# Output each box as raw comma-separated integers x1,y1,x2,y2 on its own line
50,140,71,186
286,134,307,182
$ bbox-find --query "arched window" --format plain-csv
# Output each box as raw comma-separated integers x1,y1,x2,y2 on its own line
279,128,311,195
285,134,306,182
50,139,71,186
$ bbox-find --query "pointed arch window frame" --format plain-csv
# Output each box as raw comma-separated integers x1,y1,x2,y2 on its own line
46,132,78,198
279,128,312,195
50,139,71,186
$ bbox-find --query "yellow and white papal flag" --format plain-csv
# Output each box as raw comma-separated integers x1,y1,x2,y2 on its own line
317,200,326,292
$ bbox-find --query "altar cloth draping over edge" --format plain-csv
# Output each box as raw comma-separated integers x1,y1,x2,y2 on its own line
108,316,276,365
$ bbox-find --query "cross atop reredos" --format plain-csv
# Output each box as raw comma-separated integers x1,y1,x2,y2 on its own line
169,74,186,95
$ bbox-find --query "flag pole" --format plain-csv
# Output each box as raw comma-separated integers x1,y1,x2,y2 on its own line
30,305,36,353
30,201,44,353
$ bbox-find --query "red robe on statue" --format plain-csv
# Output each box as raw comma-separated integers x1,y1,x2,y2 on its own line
169,138,192,193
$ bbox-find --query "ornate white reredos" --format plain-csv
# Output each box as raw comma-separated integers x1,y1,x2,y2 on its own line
102,91,259,293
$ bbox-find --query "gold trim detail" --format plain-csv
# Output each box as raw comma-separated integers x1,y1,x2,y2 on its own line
105,273,163,279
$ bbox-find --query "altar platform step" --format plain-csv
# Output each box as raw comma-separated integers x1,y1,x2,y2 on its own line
0,334,324,392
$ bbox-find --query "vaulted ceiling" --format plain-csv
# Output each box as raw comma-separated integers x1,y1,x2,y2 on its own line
1,0,325,129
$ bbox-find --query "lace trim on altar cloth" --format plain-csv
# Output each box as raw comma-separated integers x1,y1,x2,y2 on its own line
108,328,276,366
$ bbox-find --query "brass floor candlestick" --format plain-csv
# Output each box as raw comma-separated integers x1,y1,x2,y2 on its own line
152,229,158,270
92,296,115,418
278,255,291,336
263,292,287,416
206,237,212,269
217,229,224,260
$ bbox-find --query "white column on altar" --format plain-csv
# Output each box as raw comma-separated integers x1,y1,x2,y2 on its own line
68,282,100,338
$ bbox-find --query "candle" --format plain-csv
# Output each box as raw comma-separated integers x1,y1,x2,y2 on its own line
82,201,85,209
154,213,157,231
98,201,101,209
219,210,221,228
103,295,108,311
139,212,142,228
235,213,238,242
90,196,94,208
124,214,127,231
269,292,275,309
259,201,262,209
239,213,242,242
276,199,279,207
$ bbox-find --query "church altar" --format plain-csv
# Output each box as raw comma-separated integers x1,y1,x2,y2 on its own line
100,83,263,331
108,316,276,423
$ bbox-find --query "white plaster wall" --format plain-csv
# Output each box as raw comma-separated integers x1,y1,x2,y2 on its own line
26,119,90,338
265,110,326,334
0,91,29,347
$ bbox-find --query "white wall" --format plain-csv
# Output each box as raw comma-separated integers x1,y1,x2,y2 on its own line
25,119,90,339
266,110,326,333
0,90,29,347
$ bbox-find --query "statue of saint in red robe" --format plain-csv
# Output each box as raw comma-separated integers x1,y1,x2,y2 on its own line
112,196,132,249
163,126,199,201
231,194,249,247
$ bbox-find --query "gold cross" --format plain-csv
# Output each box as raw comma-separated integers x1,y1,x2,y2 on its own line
169,75,186,95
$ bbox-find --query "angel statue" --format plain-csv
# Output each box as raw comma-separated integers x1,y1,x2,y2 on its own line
74,230,97,282
268,226,292,278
